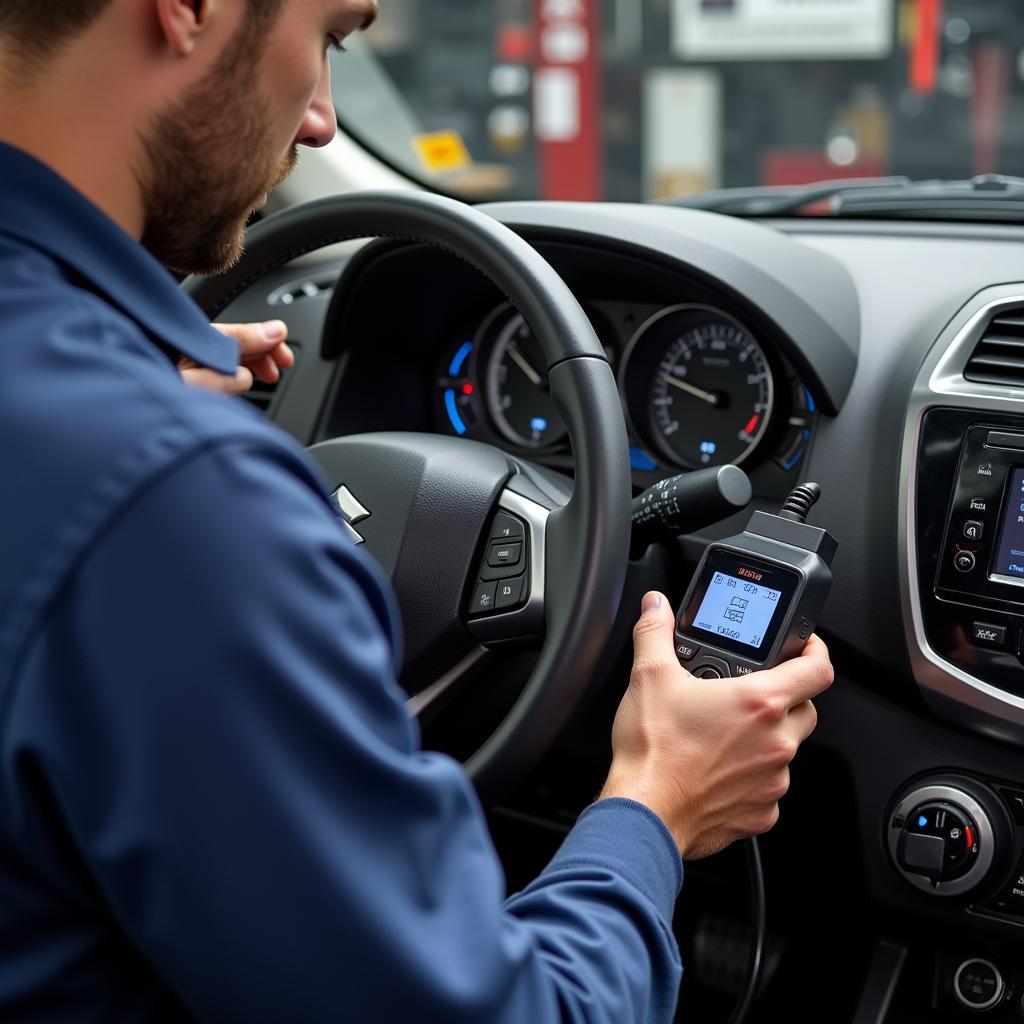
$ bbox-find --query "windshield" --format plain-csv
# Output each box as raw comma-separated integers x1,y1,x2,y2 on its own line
331,1,1024,208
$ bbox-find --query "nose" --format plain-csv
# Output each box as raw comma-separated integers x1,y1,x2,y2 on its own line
296,62,337,149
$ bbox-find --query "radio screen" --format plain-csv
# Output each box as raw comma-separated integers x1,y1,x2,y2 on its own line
693,572,783,650
992,466,1024,584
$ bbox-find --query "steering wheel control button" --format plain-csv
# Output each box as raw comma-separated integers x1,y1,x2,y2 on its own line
963,520,984,541
674,637,700,661
970,622,1007,649
468,581,498,616
490,512,524,541
495,576,525,610
953,959,1004,1012
954,550,977,573
487,542,522,567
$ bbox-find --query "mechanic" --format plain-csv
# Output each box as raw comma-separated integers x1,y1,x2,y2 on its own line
0,2,833,1021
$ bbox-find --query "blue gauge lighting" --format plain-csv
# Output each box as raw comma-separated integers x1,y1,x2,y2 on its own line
629,446,657,471
448,341,473,377
917,814,928,828
530,417,548,433
444,389,467,435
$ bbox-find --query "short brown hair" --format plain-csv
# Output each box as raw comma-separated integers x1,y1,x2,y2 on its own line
0,1,113,62
0,1,285,68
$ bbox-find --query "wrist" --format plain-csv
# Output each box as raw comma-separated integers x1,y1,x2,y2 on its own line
599,769,689,856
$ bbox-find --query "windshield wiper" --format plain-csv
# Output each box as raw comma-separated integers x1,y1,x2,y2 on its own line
663,175,1024,221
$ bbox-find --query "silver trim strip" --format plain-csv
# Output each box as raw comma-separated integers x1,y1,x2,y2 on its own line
406,646,489,718
900,286,1024,742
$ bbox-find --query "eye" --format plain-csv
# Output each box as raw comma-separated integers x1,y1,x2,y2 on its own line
326,33,347,54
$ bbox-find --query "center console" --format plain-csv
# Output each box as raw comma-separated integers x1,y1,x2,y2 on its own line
917,411,1024,695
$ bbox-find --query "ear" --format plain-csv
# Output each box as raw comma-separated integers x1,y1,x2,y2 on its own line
154,0,213,57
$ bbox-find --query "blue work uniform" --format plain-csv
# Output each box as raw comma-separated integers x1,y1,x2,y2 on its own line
0,142,682,1023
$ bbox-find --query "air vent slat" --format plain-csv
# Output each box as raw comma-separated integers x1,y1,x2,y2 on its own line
969,355,1024,371
990,314,1024,330
964,309,1024,388
976,334,1024,350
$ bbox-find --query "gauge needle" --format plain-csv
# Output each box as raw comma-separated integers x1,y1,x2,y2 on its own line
660,372,720,406
509,344,543,386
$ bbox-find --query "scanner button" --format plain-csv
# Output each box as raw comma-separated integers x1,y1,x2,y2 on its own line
693,665,723,679
674,638,700,662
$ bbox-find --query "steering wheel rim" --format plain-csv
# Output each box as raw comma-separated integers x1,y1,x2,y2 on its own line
184,189,632,804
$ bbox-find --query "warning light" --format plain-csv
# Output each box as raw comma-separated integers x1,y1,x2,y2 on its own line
462,383,474,395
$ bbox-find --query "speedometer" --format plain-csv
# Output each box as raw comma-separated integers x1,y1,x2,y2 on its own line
620,305,774,469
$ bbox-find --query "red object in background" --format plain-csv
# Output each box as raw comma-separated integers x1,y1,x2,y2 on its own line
972,42,1010,176
497,24,532,64
910,0,942,95
534,0,602,201
761,150,888,188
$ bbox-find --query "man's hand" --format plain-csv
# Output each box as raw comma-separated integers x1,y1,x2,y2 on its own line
600,591,833,860
180,320,295,394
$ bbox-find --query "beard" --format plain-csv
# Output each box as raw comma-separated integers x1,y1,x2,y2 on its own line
138,26,298,276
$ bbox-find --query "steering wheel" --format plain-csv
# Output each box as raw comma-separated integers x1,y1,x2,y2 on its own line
185,190,631,804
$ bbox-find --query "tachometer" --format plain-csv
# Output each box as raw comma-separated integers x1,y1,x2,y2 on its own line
620,305,774,469
482,307,568,449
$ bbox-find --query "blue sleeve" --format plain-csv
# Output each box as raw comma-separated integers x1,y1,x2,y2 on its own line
24,440,682,1023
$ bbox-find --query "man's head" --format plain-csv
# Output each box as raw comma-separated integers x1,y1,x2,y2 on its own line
0,0,377,274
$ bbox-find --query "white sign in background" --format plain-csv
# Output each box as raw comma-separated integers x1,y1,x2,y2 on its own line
673,0,894,60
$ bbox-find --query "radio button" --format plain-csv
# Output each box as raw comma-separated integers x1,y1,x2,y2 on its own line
963,521,984,541
970,622,1007,648
985,429,1024,451
954,551,977,573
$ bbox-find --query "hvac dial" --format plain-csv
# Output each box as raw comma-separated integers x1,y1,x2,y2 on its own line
620,305,774,469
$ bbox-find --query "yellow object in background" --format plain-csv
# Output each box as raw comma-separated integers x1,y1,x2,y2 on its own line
412,131,472,174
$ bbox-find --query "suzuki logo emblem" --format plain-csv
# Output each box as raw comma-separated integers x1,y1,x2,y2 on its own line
330,485,370,545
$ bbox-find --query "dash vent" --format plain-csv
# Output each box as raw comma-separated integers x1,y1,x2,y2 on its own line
242,341,301,415
964,311,1024,388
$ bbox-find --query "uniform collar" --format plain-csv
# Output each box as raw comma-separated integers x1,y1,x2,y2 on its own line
0,142,238,374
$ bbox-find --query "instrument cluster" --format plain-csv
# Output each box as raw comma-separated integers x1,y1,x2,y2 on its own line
436,298,816,480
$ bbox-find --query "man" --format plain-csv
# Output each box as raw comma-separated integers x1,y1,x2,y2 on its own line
0,1,833,1021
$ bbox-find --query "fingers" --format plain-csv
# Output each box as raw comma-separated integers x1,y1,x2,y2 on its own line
213,321,295,383
762,633,834,706
630,592,679,680
180,365,254,395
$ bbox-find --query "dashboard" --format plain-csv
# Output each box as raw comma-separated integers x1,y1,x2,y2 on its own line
221,201,1024,1022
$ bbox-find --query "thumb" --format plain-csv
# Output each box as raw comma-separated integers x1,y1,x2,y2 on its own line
631,591,678,662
